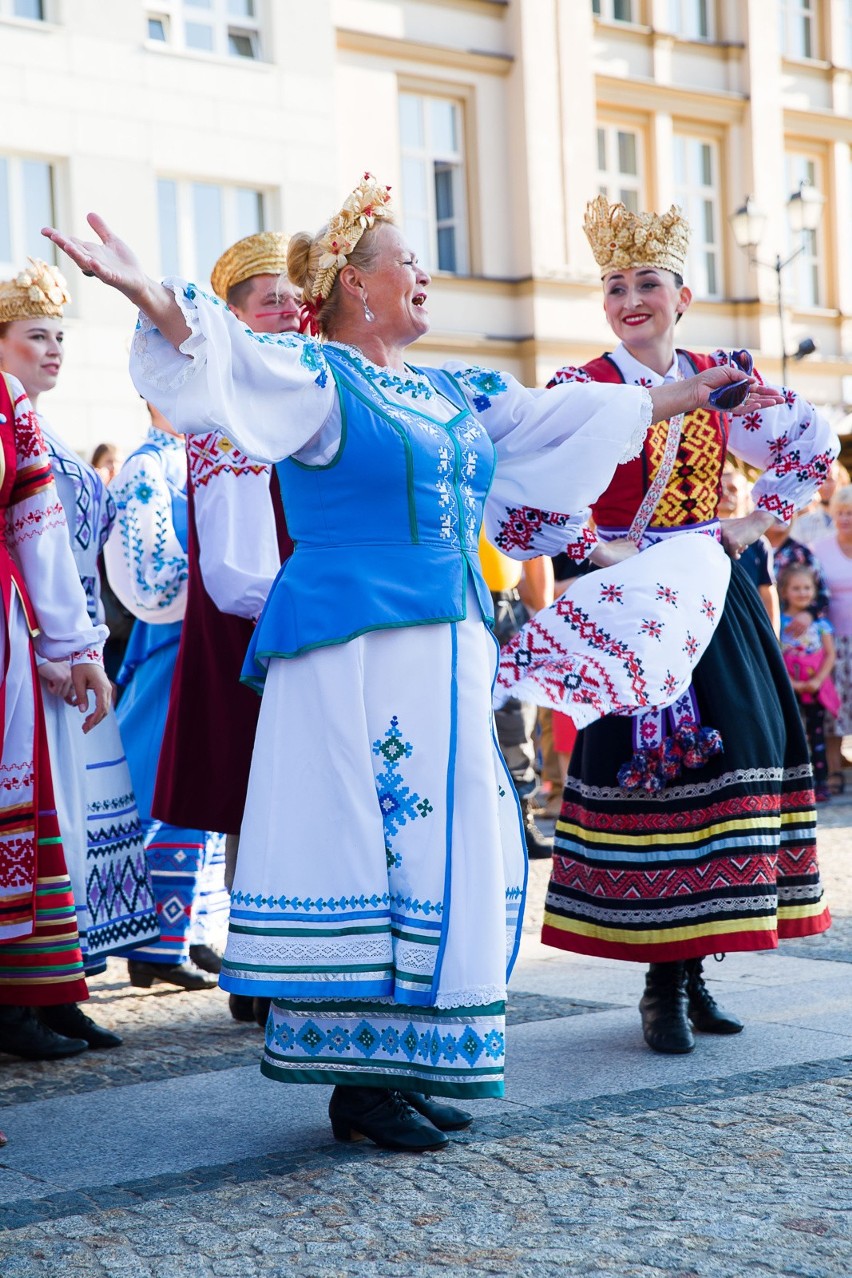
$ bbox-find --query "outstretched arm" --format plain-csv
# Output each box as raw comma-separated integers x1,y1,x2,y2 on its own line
42,213,191,349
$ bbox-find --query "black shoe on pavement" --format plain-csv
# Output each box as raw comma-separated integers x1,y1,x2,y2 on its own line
399,1092,473,1131
639,962,695,1054
38,1002,122,1049
253,997,271,1029
0,1006,88,1060
685,958,744,1035
229,994,256,1023
127,959,218,991
328,1086,449,1151
522,796,553,860
189,944,223,974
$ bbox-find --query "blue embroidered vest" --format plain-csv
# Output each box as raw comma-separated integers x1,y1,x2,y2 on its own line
117,440,189,685
242,348,496,688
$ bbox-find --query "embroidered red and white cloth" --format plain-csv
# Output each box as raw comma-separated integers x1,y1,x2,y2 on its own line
493,532,731,727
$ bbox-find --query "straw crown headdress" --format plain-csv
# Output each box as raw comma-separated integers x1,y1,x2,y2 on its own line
309,172,394,305
583,195,690,278
0,258,71,323
210,231,290,302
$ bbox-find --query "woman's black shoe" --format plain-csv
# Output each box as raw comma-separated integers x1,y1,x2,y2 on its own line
228,994,256,1023
328,1086,449,1151
399,1092,473,1131
253,997,271,1028
0,1006,88,1059
127,959,218,991
188,943,223,974
639,962,695,1054
685,958,744,1034
38,1002,122,1049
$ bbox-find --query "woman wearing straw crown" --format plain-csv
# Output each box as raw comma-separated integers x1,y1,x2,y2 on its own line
45,175,777,1152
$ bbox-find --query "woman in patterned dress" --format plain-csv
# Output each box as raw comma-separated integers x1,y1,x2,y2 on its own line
44,180,774,1152
0,263,111,1066
0,263,160,1052
531,197,836,1054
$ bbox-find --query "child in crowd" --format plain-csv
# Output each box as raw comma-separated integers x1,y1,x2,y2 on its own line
778,564,840,801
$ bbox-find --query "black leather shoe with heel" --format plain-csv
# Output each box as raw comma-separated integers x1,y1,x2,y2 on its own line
328,1086,449,1151
399,1092,473,1131
38,1002,122,1049
127,959,218,991
0,1006,88,1060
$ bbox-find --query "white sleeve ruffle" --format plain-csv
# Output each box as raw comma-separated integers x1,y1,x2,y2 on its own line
130,281,339,465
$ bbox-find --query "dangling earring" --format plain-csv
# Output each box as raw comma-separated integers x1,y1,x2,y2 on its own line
362,292,375,323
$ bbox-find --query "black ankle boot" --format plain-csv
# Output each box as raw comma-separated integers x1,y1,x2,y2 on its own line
38,1002,122,1049
639,962,695,1054
521,796,553,860
399,1092,473,1131
685,958,744,1035
228,994,256,1023
328,1086,449,1151
0,1006,88,1060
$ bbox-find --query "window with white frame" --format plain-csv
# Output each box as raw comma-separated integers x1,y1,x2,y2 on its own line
596,124,643,213
592,0,636,22
672,135,721,297
0,0,45,17
778,0,817,59
157,178,265,284
0,155,56,278
147,0,261,60
784,155,823,307
399,93,469,275
668,0,712,39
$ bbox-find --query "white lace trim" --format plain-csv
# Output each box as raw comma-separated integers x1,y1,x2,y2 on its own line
132,280,207,392
618,388,653,464
434,984,506,1010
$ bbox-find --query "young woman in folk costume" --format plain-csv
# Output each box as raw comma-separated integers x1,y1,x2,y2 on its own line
45,177,777,1153
515,197,836,1054
152,232,295,1028
103,402,229,993
0,269,111,1078
0,262,159,1052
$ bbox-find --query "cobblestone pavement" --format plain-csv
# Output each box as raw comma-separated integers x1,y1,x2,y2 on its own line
1,801,851,1277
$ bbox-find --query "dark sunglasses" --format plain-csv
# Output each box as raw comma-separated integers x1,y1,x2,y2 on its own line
707,349,754,411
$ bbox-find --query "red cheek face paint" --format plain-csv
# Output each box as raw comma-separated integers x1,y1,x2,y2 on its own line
254,309,300,319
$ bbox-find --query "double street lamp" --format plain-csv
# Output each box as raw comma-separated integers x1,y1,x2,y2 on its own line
729,182,825,384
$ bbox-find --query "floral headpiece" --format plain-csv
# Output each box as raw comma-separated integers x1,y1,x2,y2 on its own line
583,195,690,278
309,172,394,305
210,231,290,302
0,258,71,323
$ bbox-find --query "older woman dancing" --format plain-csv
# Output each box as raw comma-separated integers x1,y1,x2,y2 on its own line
44,175,777,1153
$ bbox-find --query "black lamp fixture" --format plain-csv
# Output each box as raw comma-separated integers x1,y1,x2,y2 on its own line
729,182,825,383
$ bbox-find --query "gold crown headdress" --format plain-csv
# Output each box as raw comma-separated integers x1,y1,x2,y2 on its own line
310,172,394,305
0,258,71,323
583,195,690,278
210,231,290,302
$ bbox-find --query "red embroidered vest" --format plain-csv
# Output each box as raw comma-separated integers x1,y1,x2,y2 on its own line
582,352,728,530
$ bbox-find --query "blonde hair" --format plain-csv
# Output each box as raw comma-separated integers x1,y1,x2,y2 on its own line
830,483,852,512
287,220,391,337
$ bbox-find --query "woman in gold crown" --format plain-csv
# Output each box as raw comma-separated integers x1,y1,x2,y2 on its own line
44,178,775,1152
534,196,837,1054
0,261,112,1074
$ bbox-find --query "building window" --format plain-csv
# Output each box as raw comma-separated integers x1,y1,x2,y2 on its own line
0,0,45,17
157,178,265,283
399,93,468,275
596,124,643,213
672,135,721,298
146,0,261,60
0,155,56,278
784,155,822,307
779,0,817,59
668,0,712,39
592,0,636,22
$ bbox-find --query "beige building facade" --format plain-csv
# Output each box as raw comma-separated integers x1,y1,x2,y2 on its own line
1,0,850,451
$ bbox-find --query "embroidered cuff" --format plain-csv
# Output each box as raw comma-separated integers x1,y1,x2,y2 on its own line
69,645,105,668
563,525,599,562
619,389,653,464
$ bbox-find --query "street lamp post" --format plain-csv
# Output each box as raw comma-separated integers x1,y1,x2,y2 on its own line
729,183,825,385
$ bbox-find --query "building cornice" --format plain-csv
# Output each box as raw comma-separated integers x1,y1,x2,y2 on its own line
783,108,852,144
335,27,513,76
595,73,747,123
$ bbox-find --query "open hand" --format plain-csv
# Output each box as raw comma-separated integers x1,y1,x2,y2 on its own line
690,365,785,416
720,511,774,559
70,662,112,734
42,213,150,303
589,537,638,567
